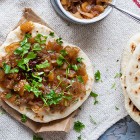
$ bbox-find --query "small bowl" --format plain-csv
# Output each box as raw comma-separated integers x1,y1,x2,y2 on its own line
56,0,116,24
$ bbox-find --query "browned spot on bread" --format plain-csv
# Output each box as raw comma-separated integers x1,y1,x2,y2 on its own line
138,56,140,61
129,72,132,76
136,65,139,68
135,91,138,94
135,77,138,81
124,86,127,89
129,100,132,105
131,43,136,53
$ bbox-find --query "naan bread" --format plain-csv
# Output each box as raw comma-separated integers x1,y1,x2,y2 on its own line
0,22,94,123
121,33,140,124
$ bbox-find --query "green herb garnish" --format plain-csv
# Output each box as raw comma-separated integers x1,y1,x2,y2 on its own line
3,63,11,74
6,93,12,99
90,91,98,105
32,43,42,51
36,60,50,69
89,115,97,125
94,70,101,82
25,80,42,97
77,135,82,140
76,57,83,63
33,135,43,140
21,114,27,123
56,55,65,66
56,38,63,45
77,76,83,83
49,32,55,37
72,64,79,71
115,106,119,110
17,52,37,70
10,68,19,73
35,34,47,45
114,73,122,78
60,50,67,56
111,83,116,89
74,121,85,133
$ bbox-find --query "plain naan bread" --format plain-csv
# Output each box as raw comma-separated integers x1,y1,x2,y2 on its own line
0,22,94,123
121,33,140,124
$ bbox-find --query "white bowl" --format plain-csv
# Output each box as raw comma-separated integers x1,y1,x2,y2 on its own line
56,0,116,24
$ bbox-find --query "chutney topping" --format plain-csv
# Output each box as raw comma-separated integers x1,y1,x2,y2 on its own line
0,22,88,113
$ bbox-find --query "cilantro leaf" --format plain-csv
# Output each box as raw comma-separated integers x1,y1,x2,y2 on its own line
90,91,98,105
77,135,82,140
10,68,19,73
72,64,79,71
6,93,12,99
32,72,44,82
77,76,83,83
73,121,85,133
94,70,101,82
36,60,50,69
17,52,36,70
60,50,67,56
3,63,11,74
114,73,122,78
89,115,97,125
21,114,27,123
49,32,55,37
25,81,42,97
56,38,63,45
35,34,47,45
56,55,65,66
32,43,42,51
42,90,72,106
76,57,83,63
33,135,43,140
14,34,31,57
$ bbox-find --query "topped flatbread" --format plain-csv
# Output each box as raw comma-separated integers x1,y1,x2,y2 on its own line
0,21,93,123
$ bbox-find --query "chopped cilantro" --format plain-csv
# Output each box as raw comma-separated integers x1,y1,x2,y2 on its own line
114,73,122,78
72,64,79,71
73,121,85,133
49,32,54,37
77,135,82,140
35,34,47,45
89,115,97,125
17,52,36,70
94,70,101,82
33,135,43,140
21,114,27,123
60,50,67,56
36,60,50,69
42,90,71,106
56,38,63,45
6,93,12,99
90,91,99,105
14,34,31,57
76,57,83,63
115,106,119,110
111,83,116,89
77,76,83,83
3,63,11,74
10,68,19,73
57,75,61,81
32,72,44,82
56,55,65,66
32,43,42,51
25,80,42,97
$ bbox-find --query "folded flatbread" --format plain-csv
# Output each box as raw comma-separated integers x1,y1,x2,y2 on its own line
121,34,140,124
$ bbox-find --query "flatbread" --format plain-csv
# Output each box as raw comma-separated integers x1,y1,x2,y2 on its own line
0,22,93,123
121,33,140,124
